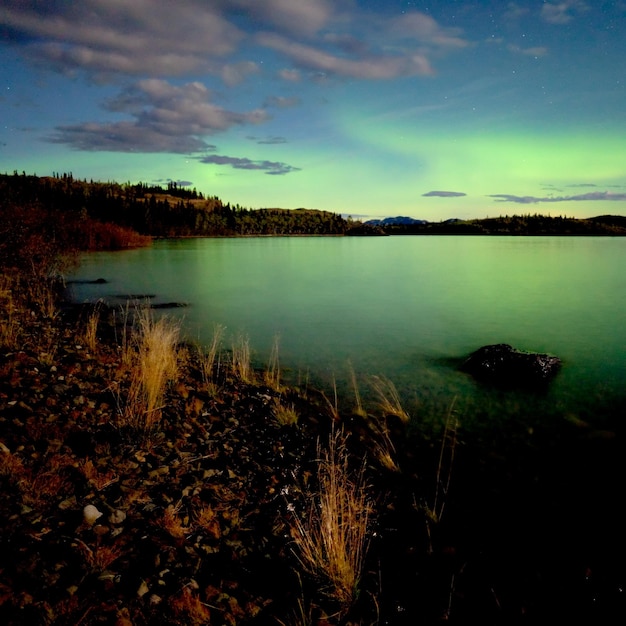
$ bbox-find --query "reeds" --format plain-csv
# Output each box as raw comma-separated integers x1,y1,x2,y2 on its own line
231,332,253,383
429,399,459,525
422,399,459,553
264,333,281,390
289,428,373,613
81,303,102,353
369,374,410,423
347,360,366,417
199,323,226,389
118,307,180,436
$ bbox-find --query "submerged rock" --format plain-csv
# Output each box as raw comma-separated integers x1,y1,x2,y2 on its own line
461,343,561,387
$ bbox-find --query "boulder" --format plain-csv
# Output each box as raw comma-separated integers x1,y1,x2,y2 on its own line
461,343,561,387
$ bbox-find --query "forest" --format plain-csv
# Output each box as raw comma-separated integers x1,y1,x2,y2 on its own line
0,172,349,248
2,172,625,258
361,213,626,236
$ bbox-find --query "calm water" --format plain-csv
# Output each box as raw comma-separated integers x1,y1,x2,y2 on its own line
69,236,626,432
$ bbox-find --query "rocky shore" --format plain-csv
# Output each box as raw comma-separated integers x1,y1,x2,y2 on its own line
2,297,626,625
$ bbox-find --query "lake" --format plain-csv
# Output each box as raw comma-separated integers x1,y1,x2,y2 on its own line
67,234,626,619
68,235,626,433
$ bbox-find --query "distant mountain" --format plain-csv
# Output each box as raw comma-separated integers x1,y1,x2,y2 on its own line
588,215,626,228
365,216,429,226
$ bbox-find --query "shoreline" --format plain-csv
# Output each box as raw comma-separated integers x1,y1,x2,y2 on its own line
2,277,626,623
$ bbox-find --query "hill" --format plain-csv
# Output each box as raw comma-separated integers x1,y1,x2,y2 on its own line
365,213,626,236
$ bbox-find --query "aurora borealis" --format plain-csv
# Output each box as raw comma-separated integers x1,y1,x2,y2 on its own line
1,1,625,221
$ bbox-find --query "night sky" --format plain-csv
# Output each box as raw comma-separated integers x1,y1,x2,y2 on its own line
1,1,625,220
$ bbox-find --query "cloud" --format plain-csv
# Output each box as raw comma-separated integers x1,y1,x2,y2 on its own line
503,3,530,21
247,136,288,145
507,44,548,57
489,191,626,203
199,154,300,175
220,61,261,86
256,32,434,79
0,2,465,84
224,0,333,37
255,9,469,81
0,1,243,78
46,79,268,153
423,190,467,197
386,12,469,49
541,1,589,25
279,68,302,82
263,96,301,108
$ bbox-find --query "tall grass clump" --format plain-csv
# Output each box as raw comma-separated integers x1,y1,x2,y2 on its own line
289,428,374,614
80,302,103,353
347,360,366,417
369,375,410,423
231,332,253,383
0,276,21,350
199,323,226,389
264,333,281,390
422,399,459,553
273,398,299,426
119,307,180,436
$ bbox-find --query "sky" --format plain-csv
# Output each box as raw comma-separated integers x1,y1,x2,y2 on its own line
1,0,625,221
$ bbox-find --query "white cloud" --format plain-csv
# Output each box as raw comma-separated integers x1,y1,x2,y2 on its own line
47,79,268,152
541,1,589,25
257,32,434,79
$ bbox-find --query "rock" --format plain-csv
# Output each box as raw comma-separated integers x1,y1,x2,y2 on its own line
83,504,103,525
461,343,561,387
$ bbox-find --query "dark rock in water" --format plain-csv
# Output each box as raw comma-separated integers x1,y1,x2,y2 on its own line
150,301,189,309
461,343,561,387
66,277,108,285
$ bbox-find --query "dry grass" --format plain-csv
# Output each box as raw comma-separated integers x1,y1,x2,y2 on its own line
199,323,226,387
347,360,366,417
369,375,410,423
429,400,459,524
273,397,299,426
81,304,102,353
0,276,22,349
193,504,221,540
289,428,373,613
158,504,189,540
231,332,253,383
422,399,459,552
364,415,401,473
264,333,281,390
169,586,212,625
118,307,180,436
320,375,340,422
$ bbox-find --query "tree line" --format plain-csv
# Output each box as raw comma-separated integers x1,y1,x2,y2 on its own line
0,172,350,248
373,213,626,236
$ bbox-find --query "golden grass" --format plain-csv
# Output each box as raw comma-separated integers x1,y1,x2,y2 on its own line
159,504,189,540
264,333,281,390
429,400,459,524
199,323,226,387
81,304,102,353
364,415,401,473
421,399,459,553
0,276,21,350
273,397,299,426
289,428,373,612
347,360,366,417
231,332,253,383
118,307,180,436
369,375,410,423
